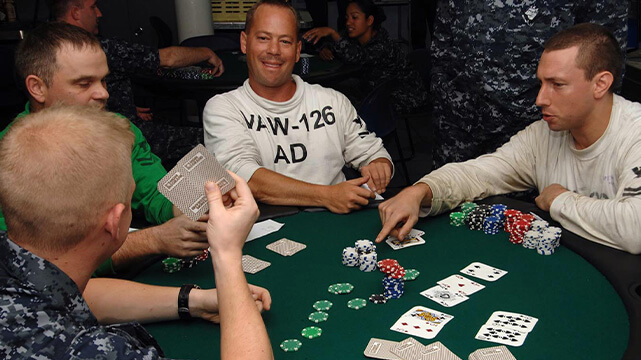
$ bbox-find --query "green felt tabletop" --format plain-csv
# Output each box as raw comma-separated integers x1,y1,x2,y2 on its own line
135,208,628,359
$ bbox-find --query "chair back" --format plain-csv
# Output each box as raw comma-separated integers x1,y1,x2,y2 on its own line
357,79,397,138
180,34,240,51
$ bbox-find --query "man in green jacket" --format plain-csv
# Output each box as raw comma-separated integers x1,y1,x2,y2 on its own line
2,22,210,276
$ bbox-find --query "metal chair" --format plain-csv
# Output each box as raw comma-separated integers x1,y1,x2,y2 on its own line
358,79,411,186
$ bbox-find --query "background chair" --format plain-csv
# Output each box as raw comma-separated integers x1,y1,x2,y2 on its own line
180,33,241,52
358,79,411,186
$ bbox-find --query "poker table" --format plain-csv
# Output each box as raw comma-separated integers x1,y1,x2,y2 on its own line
133,197,641,359
131,51,360,117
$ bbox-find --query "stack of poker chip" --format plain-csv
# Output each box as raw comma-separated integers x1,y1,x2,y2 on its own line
465,205,491,231
483,215,502,235
378,259,405,299
522,229,541,249
490,204,508,223
503,209,523,232
535,227,561,255
460,202,478,216
342,240,378,272
162,257,182,273
449,212,466,226
508,218,532,244
543,226,562,248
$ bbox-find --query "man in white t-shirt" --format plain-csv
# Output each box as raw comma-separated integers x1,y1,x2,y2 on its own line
376,23,641,255
203,0,393,214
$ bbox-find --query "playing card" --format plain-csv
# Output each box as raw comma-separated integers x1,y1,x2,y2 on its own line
423,341,462,360
390,306,454,340
437,275,485,296
265,238,306,256
474,324,528,347
460,262,508,282
363,338,403,360
386,229,426,250
486,311,538,333
241,255,271,274
390,337,426,360
468,346,516,360
158,144,235,221
420,285,469,307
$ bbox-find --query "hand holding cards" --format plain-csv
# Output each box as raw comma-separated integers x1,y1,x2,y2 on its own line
158,144,235,220
386,229,426,250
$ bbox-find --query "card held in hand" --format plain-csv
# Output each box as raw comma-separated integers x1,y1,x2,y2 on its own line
157,145,235,221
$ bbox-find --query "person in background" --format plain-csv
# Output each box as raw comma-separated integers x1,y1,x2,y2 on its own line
0,105,273,359
303,0,428,113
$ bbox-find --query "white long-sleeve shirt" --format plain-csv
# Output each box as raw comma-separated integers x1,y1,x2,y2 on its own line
203,75,392,185
419,95,641,254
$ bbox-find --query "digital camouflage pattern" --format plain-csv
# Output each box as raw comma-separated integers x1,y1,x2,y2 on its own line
0,234,168,359
101,38,203,168
332,28,429,113
430,0,628,168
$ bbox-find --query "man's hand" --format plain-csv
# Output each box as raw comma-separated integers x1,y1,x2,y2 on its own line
206,50,225,77
190,284,271,323
376,183,432,243
205,171,259,257
303,27,339,44
321,176,375,214
136,107,153,121
319,48,334,61
361,158,393,194
152,214,209,257
535,184,568,212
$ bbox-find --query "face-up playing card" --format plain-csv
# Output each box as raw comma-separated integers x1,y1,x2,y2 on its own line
420,285,469,307
386,229,426,250
437,275,485,296
460,262,508,282
486,311,538,333
265,238,306,256
363,338,403,360
390,306,454,340
469,346,517,360
158,144,235,221
241,255,271,274
474,324,528,347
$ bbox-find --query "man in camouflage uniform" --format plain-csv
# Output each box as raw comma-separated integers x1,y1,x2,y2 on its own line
51,0,226,167
0,106,273,359
430,0,628,168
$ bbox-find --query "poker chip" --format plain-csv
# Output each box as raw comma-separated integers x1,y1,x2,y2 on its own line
355,239,376,253
313,300,333,311
403,269,420,281
195,249,209,262
161,257,182,273
308,311,329,323
328,283,354,294
483,216,501,235
342,247,360,267
301,326,322,339
460,202,478,215
449,212,466,226
347,298,367,310
359,252,378,272
369,293,388,304
180,257,199,269
280,339,302,352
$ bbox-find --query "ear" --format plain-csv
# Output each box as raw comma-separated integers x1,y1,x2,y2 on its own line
70,4,83,21
240,31,248,54
367,15,374,27
592,71,613,99
296,39,301,63
104,203,126,242
25,75,48,104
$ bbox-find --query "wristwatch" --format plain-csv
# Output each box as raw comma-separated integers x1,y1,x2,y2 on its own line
178,284,200,320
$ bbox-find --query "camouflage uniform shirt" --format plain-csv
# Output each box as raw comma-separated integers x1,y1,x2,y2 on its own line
0,235,167,359
430,0,628,168
332,28,428,113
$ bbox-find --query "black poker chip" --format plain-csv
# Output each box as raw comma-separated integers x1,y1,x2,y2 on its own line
369,294,388,304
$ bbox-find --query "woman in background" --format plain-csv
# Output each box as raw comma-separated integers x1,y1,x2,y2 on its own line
303,0,428,113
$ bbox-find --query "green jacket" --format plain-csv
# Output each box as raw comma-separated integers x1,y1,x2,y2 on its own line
0,103,174,276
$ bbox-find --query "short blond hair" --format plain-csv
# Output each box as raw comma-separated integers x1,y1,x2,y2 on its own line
0,105,135,252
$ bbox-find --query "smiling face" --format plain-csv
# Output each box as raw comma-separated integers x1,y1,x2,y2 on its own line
345,3,374,44
241,4,301,101
535,46,596,132
43,44,109,109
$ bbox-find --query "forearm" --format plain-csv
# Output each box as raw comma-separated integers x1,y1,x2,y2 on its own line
213,254,273,360
84,278,179,324
111,228,160,271
550,192,641,254
248,168,328,207
159,46,215,68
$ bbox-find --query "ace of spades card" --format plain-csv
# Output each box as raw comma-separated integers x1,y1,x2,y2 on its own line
390,306,454,340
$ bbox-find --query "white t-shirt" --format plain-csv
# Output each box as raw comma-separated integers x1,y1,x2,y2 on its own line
419,95,641,254
203,75,391,185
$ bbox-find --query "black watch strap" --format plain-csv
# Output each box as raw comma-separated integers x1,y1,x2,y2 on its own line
178,284,200,320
